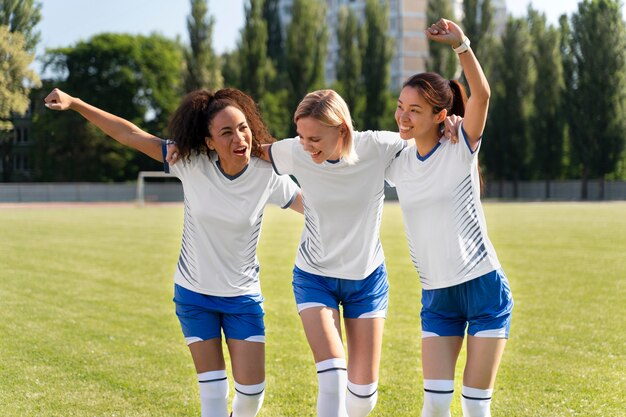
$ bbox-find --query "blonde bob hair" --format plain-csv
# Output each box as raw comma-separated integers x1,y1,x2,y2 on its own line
293,89,358,165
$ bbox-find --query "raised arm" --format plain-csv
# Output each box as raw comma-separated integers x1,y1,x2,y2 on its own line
44,88,164,161
426,19,490,150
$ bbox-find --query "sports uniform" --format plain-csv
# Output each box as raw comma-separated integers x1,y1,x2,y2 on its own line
166,151,299,344
270,130,405,417
269,131,405,313
385,124,513,338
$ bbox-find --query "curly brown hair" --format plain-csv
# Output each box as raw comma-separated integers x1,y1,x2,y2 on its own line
167,88,275,160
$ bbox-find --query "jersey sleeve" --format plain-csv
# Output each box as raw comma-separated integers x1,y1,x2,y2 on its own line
374,131,407,165
268,171,300,209
268,138,297,175
385,150,402,187
166,148,200,181
455,123,483,163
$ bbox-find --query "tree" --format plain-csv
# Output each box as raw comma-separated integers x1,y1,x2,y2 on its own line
239,0,269,99
0,0,41,52
35,33,184,181
335,6,362,121
263,0,285,75
528,7,565,198
426,0,458,79
562,0,626,199
0,26,38,123
362,0,394,130
184,0,222,92
286,0,328,131
461,0,496,92
483,17,534,197
0,26,40,181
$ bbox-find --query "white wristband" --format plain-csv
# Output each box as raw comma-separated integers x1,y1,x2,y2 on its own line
453,37,471,54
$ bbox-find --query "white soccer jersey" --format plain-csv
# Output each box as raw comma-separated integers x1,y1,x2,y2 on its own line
386,125,501,290
269,131,405,280
168,153,299,297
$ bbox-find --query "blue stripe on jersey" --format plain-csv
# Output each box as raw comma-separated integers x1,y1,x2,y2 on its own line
161,141,170,173
451,175,487,277
282,191,298,209
268,145,281,175
177,197,200,286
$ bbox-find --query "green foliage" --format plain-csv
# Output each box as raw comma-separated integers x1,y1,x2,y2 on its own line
528,7,565,184
562,0,626,193
0,0,41,52
426,0,458,79
362,0,393,130
484,17,535,190
0,25,39,120
239,0,269,99
184,0,223,92
35,33,184,181
335,6,363,124
461,0,496,92
259,89,292,140
1,203,625,416
221,49,241,87
285,0,328,129
263,0,285,74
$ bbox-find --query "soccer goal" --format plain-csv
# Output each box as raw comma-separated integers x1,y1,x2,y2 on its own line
136,171,181,205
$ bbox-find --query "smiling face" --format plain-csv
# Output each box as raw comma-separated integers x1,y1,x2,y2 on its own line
296,116,345,164
206,105,252,175
395,86,446,142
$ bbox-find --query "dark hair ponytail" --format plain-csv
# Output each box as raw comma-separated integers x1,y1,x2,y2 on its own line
168,90,214,160
448,79,467,117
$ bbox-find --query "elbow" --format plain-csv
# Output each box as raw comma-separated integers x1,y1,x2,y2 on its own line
474,85,490,105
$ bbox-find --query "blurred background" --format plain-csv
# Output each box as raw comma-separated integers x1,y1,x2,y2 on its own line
1,0,625,201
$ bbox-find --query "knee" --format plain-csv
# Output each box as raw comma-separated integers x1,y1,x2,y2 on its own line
316,358,348,394
346,380,378,417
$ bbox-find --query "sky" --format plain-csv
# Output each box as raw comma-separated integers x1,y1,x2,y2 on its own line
36,0,624,61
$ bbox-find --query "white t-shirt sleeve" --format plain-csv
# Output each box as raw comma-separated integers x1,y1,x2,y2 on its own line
269,172,300,208
456,123,483,163
373,131,406,164
269,138,297,175
385,150,402,187
168,151,201,180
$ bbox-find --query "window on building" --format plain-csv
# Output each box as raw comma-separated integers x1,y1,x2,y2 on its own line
15,128,22,143
23,128,29,143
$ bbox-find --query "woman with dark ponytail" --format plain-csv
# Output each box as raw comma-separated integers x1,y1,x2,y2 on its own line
386,18,513,417
44,87,303,417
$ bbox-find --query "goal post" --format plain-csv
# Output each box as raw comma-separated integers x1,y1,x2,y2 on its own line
136,171,173,206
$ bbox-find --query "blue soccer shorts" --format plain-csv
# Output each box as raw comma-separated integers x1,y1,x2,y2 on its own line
173,284,265,345
292,263,389,319
420,269,513,338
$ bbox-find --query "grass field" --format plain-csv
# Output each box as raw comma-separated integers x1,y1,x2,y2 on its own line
1,202,625,416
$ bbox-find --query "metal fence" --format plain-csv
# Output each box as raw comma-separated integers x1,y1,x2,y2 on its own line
1,180,625,203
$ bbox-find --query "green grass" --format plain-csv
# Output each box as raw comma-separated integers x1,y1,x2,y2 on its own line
1,202,624,416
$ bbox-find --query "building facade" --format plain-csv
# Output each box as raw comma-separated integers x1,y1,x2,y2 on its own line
278,0,506,90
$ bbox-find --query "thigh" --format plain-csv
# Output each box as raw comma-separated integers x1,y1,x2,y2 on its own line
463,335,507,389
299,306,345,362
344,317,385,383
421,336,464,380
188,338,226,373
227,339,265,385
174,285,223,344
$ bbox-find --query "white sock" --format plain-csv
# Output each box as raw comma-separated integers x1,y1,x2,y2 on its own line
346,380,378,417
232,381,265,417
422,379,454,417
198,370,229,417
316,358,348,417
461,386,493,417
